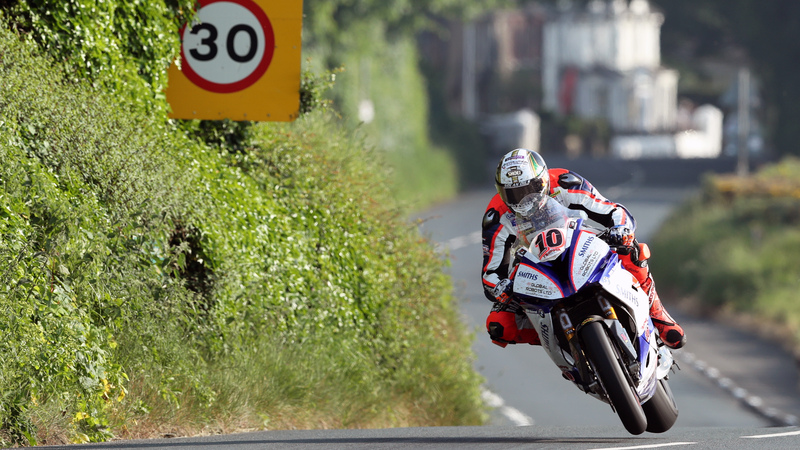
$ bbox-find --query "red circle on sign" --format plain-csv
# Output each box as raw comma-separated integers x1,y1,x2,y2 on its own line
180,0,275,93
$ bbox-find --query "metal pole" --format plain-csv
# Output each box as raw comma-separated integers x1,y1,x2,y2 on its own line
737,67,750,176
462,21,477,120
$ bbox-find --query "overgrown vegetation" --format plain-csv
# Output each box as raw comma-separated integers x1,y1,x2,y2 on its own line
652,0,800,158
0,1,486,445
650,157,800,352
9,0,196,113
302,24,459,205
301,0,512,198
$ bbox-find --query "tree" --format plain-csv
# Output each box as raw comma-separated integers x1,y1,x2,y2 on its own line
303,0,510,65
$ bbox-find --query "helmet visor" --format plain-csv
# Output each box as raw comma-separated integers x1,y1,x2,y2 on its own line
509,192,548,215
503,178,548,215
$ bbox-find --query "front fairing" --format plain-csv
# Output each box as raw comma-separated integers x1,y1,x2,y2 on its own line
514,197,581,260
511,197,662,402
511,197,613,310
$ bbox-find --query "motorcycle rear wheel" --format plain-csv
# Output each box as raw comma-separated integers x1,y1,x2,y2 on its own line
643,378,679,433
581,321,647,435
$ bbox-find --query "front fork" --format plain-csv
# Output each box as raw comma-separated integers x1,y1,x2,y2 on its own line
555,306,596,392
556,297,641,395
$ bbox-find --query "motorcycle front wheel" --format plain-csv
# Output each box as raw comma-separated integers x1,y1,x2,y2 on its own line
581,320,647,435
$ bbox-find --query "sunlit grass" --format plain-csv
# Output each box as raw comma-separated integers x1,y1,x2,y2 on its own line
651,163,800,351
0,15,483,445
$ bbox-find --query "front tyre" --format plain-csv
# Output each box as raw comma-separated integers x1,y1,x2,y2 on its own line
643,378,679,433
581,321,647,435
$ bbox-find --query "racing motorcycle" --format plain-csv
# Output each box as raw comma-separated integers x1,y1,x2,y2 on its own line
508,196,679,435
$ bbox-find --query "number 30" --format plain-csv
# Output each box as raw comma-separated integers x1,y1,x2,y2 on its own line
189,23,258,63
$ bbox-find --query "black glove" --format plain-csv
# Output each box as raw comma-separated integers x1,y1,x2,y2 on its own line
491,278,514,304
490,295,523,314
617,240,649,268
604,225,634,248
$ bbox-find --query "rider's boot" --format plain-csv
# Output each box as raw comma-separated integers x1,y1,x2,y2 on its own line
641,275,686,349
487,304,541,348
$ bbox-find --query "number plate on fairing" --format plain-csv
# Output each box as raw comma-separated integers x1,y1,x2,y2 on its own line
520,222,576,262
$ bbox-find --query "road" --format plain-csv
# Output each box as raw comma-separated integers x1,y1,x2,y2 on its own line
415,155,800,431
48,156,800,449
46,425,800,449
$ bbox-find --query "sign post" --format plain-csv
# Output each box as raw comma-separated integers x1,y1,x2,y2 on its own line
166,0,303,122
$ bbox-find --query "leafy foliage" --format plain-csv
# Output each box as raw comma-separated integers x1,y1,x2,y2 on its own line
651,0,800,156
651,158,800,349
0,17,207,443
299,66,339,116
303,0,511,54
8,0,195,114
0,3,484,444
301,0,518,199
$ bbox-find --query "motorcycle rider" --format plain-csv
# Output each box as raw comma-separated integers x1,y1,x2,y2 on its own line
482,148,686,350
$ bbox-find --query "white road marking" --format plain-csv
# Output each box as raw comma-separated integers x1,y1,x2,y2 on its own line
679,352,799,426
741,429,800,439
438,234,531,427
588,443,696,450
481,387,534,426
436,230,482,252
439,225,800,430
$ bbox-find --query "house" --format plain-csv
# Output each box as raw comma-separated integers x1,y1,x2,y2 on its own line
542,0,722,158
418,0,723,159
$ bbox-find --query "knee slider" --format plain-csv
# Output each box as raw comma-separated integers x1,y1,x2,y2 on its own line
488,322,506,341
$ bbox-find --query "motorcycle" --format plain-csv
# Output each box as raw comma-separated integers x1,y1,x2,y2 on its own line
508,196,679,435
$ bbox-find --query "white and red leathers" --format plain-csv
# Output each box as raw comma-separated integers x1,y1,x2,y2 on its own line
482,168,686,349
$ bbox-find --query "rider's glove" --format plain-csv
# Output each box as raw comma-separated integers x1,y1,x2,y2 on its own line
491,278,514,304
605,225,635,248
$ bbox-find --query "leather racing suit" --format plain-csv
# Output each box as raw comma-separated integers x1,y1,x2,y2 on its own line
481,168,648,348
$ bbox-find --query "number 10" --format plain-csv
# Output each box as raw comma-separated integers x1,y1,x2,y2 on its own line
534,229,564,255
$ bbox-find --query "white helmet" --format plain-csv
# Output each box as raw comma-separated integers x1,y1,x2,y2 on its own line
495,148,550,215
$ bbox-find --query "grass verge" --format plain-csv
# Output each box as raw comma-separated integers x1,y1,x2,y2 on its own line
650,157,800,356
0,16,484,445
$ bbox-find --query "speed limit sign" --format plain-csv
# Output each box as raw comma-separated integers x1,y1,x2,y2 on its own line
166,0,303,121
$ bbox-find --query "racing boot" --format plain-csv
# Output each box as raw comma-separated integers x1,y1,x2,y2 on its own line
486,303,541,348
641,275,686,349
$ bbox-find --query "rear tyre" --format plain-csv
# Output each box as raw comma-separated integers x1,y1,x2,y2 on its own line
643,378,679,433
581,321,647,435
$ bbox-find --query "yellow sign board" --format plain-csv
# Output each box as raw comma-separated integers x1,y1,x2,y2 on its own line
166,0,303,121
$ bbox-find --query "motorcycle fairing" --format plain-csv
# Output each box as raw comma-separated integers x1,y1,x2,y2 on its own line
530,312,575,370
598,257,650,335
514,220,612,307
514,262,565,301
597,254,657,395
568,229,610,291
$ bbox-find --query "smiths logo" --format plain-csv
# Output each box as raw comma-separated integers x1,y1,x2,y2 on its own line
578,236,595,257
517,271,538,281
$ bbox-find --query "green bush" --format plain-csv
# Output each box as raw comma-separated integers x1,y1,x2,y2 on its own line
0,25,172,444
0,11,484,445
9,0,194,114
651,159,800,350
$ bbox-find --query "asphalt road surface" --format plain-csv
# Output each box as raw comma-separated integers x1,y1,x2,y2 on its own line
415,156,800,431
45,425,800,449
48,156,800,449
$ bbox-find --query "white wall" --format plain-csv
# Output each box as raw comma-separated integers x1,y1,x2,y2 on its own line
542,0,672,128
610,104,724,159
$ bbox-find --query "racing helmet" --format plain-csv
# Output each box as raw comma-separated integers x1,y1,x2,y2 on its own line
495,148,550,216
